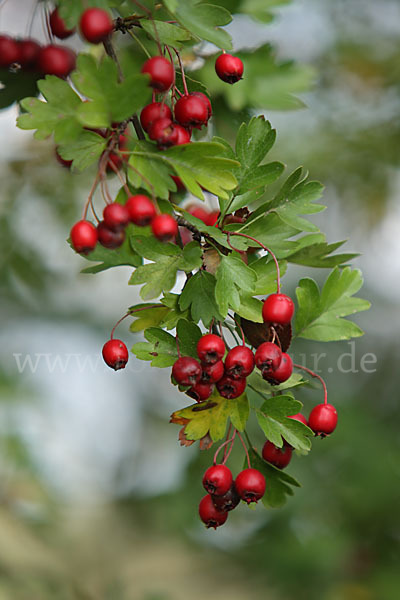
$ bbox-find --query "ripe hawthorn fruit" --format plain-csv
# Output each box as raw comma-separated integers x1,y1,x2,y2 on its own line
262,352,293,384
262,293,294,326
148,117,179,148
126,194,156,226
308,403,338,436
151,214,178,242
18,39,41,68
262,440,292,469
102,339,129,370
190,91,212,119
37,45,76,78
80,8,114,44
141,56,174,92
198,494,228,529
140,102,172,133
172,356,202,387
211,484,240,512
215,53,244,84
201,360,225,384
0,35,20,67
216,375,246,399
254,341,282,371
103,202,130,231
225,345,255,379
203,464,233,496
97,221,125,249
174,94,209,129
49,8,75,39
186,381,214,402
174,124,191,145
235,468,266,504
288,413,308,426
70,220,97,254
197,334,225,365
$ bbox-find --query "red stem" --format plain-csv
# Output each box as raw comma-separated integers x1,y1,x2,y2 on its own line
173,47,188,96
293,363,328,405
236,430,251,469
224,231,281,294
230,314,245,345
213,430,236,465
111,305,163,339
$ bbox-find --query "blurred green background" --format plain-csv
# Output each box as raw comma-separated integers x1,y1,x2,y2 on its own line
0,0,399,599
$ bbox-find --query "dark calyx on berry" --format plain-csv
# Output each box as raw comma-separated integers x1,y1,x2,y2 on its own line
212,484,240,512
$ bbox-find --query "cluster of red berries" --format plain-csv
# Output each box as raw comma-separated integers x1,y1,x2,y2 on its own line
70,195,178,254
172,333,255,402
199,464,265,529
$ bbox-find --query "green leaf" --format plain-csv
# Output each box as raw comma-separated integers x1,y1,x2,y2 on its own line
0,69,40,109
129,238,201,300
167,0,233,50
18,76,82,141
58,0,110,28
170,390,249,442
238,162,285,193
215,254,256,317
141,20,193,47
236,293,264,322
57,130,106,171
79,233,142,274
235,116,276,171
272,180,325,232
128,141,176,200
295,267,371,341
129,304,169,332
160,293,192,329
287,236,360,268
179,271,223,326
247,447,301,508
240,0,292,23
176,319,202,357
132,327,177,367
255,395,313,452
251,257,287,295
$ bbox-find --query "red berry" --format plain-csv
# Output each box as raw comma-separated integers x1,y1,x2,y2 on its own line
141,56,174,92
262,293,294,325
126,194,156,226
148,117,179,148
308,403,338,436
262,440,292,469
97,221,125,249
235,468,265,504
198,494,228,529
190,91,212,119
151,214,178,242
262,352,293,384
49,8,75,39
37,45,76,77
106,152,123,172
140,102,172,133
174,94,209,129
216,375,246,399
197,334,225,365
186,381,214,402
0,35,20,67
201,360,225,384
225,346,255,379
215,53,244,84
174,124,191,145
203,465,232,496
79,8,114,44
70,220,97,254
102,339,129,370
103,202,130,231
18,39,41,68
205,210,220,226
254,341,282,371
288,413,308,426
172,356,202,387
211,484,240,512
186,204,209,224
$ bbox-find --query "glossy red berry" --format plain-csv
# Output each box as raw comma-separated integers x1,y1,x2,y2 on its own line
126,194,156,226
216,375,246,399
308,403,338,436
103,202,130,231
102,339,129,370
205,210,220,226
151,214,178,242
211,484,240,512
288,413,308,426
172,356,202,386
0,35,20,67
254,342,282,371
203,464,233,496
201,360,225,384
262,352,293,384
97,221,125,249
225,346,255,379
186,381,214,402
141,56,174,92
197,334,225,365
18,39,41,68
140,102,172,133
186,204,210,224
49,8,75,39
199,494,228,529
37,45,76,77
215,53,244,84
148,118,179,148
79,8,114,44
174,94,209,129
235,468,265,504
70,220,97,254
174,124,191,145
262,293,294,325
262,441,292,469
190,91,212,119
